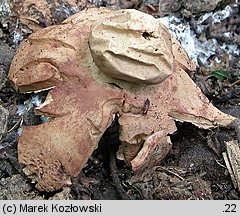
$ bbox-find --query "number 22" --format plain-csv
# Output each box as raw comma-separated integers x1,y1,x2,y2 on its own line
225,204,236,212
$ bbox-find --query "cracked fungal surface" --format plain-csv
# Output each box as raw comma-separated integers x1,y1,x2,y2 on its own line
8,8,236,191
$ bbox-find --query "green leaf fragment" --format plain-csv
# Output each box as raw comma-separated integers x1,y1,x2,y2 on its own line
210,69,230,80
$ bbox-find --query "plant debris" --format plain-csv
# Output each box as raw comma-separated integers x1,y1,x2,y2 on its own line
0,105,9,141
223,140,240,191
128,166,213,199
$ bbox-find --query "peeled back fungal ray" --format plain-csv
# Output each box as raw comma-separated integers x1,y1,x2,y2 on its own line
8,8,236,191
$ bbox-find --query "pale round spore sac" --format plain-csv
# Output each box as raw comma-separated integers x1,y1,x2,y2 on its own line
89,9,174,85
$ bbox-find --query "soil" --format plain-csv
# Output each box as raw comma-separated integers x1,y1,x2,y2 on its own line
0,0,240,200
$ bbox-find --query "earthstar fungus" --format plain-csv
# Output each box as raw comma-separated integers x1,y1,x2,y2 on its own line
8,8,236,191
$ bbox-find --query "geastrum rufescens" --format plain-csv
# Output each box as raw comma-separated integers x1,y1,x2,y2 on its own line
8,8,236,191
